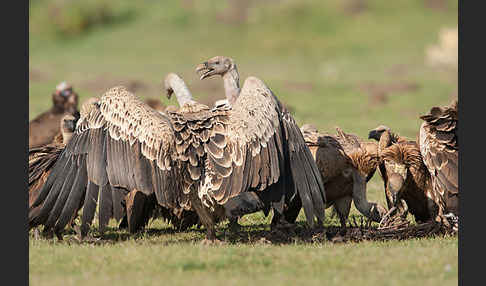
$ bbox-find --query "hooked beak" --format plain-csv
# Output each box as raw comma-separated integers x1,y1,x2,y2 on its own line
195,62,214,80
165,88,173,99
368,129,380,140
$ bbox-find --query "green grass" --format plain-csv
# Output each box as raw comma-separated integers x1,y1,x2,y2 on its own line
29,0,458,285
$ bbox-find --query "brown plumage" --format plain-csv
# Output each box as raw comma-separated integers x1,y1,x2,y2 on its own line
29,62,326,242
29,87,190,239
379,142,441,222
302,126,386,231
29,114,78,238
419,100,458,218
29,82,80,148
368,125,414,209
369,123,448,224
196,57,327,236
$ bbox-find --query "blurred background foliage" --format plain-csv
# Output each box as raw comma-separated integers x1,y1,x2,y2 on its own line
29,0,458,139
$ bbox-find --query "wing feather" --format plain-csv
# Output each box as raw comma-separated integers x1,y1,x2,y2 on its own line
419,101,458,214
28,86,185,236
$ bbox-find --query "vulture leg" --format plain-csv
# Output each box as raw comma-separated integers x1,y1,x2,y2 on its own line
125,190,156,233
189,194,219,242
223,192,265,232
118,215,128,230
283,194,302,225
334,196,352,235
270,194,296,232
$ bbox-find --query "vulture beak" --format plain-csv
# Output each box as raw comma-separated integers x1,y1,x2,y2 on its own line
195,62,214,80
368,129,379,140
165,87,173,99
387,173,404,206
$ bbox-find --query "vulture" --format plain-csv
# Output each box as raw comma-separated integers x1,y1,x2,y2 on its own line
80,97,199,236
29,113,78,239
195,56,326,228
29,77,326,242
301,124,386,232
368,101,458,227
117,73,201,234
368,125,411,209
419,100,458,222
29,81,80,148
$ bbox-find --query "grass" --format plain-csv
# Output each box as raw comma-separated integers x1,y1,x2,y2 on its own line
29,0,458,285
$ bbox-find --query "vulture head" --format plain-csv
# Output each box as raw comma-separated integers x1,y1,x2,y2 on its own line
52,81,79,115
195,56,236,80
368,125,391,141
163,73,194,107
60,114,77,144
379,143,419,208
164,73,177,99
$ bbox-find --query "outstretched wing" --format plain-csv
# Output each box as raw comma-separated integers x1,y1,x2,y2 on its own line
29,86,184,234
419,101,458,212
201,76,326,226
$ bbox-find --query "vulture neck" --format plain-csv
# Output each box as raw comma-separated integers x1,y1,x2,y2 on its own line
222,65,240,106
350,169,382,222
167,74,194,106
378,130,393,154
62,132,73,145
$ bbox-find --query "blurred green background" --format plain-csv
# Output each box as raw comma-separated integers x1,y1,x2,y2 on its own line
29,0,458,140
29,2,458,285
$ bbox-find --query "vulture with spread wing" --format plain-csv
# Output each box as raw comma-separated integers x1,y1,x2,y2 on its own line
301,125,386,232
29,65,326,241
117,73,202,234
195,56,326,228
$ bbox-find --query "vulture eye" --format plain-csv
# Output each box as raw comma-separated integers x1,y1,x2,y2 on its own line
215,61,220,65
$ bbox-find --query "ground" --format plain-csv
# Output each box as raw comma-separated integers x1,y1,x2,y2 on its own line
29,1,458,285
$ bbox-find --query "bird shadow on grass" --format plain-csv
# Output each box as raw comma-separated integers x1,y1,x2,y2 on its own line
29,214,454,246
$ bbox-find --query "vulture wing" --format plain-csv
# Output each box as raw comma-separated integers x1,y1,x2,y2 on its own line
29,86,185,234
419,101,458,212
334,127,362,154
201,76,326,226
